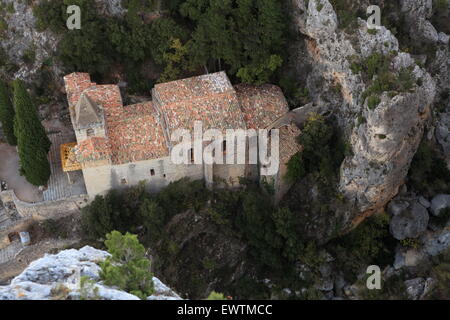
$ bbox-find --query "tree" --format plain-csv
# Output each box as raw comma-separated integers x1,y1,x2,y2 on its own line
158,38,190,83
99,231,154,299
81,195,115,239
0,80,17,145
180,0,287,84
13,79,51,186
139,198,165,243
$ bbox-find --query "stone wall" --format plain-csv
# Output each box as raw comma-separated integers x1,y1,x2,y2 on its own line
81,156,205,197
0,190,87,220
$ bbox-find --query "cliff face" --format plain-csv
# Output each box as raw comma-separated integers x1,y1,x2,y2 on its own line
289,0,443,233
0,246,181,300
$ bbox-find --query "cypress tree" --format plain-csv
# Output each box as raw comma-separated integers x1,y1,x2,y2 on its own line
13,79,51,186
0,80,17,145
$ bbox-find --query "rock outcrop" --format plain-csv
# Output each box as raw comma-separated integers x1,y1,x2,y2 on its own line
0,246,181,300
291,0,437,235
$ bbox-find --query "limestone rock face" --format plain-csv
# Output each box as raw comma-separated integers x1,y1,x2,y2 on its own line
400,0,439,44
291,0,437,232
430,194,450,216
389,201,429,240
0,0,62,82
0,246,181,300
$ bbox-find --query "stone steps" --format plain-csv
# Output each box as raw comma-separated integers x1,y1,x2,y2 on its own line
43,133,71,202
42,133,87,202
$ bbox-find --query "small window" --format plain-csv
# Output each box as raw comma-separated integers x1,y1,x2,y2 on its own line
190,148,195,164
150,169,155,176
121,178,127,185
223,140,227,152
163,174,166,178
86,128,94,137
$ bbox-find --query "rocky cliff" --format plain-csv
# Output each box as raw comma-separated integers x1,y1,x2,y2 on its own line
288,0,448,235
0,246,181,300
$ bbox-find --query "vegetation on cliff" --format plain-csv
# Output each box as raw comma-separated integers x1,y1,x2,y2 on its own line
0,80,16,145
33,0,288,93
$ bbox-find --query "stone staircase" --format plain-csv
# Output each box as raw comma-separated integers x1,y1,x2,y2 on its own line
43,133,87,202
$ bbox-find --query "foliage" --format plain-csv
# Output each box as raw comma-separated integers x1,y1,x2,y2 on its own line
33,0,66,33
431,0,450,34
149,17,189,66
157,38,190,83
328,212,395,282
81,179,209,240
99,231,154,299
286,114,347,186
360,272,408,300
353,53,418,109
0,80,17,145
33,0,288,91
367,95,381,110
400,238,423,250
78,276,100,300
179,0,287,84
329,0,365,30
279,75,311,108
407,140,450,195
206,291,227,300
13,79,51,186
426,248,450,299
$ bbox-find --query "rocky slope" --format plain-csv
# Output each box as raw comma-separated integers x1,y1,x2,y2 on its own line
288,0,448,236
0,246,181,300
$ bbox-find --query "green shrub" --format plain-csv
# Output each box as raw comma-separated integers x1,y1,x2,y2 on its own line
368,95,381,110
408,141,450,195
286,114,349,190
22,48,36,64
99,231,154,299
206,291,227,300
328,212,395,282
329,0,365,30
400,238,423,250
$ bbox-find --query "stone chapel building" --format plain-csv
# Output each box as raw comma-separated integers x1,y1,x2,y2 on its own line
63,71,300,199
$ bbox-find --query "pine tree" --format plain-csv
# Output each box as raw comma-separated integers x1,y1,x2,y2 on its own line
0,80,17,145
13,79,51,186
99,231,155,299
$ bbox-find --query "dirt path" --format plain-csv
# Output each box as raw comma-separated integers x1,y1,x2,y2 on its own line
0,143,42,203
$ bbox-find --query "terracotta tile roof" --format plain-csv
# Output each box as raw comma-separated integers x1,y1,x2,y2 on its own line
279,124,302,165
155,72,234,105
107,102,169,164
159,91,247,132
235,84,289,129
64,73,96,108
155,72,246,132
64,72,290,168
74,137,112,163
82,85,123,119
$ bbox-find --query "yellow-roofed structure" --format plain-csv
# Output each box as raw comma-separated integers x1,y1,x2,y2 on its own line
60,142,81,172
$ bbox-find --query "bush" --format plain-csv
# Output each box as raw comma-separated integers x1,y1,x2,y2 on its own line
408,141,450,195
367,95,381,110
328,212,395,282
286,114,347,186
99,231,154,299
33,0,66,33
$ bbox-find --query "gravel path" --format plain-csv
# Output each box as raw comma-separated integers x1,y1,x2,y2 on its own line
0,143,43,203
